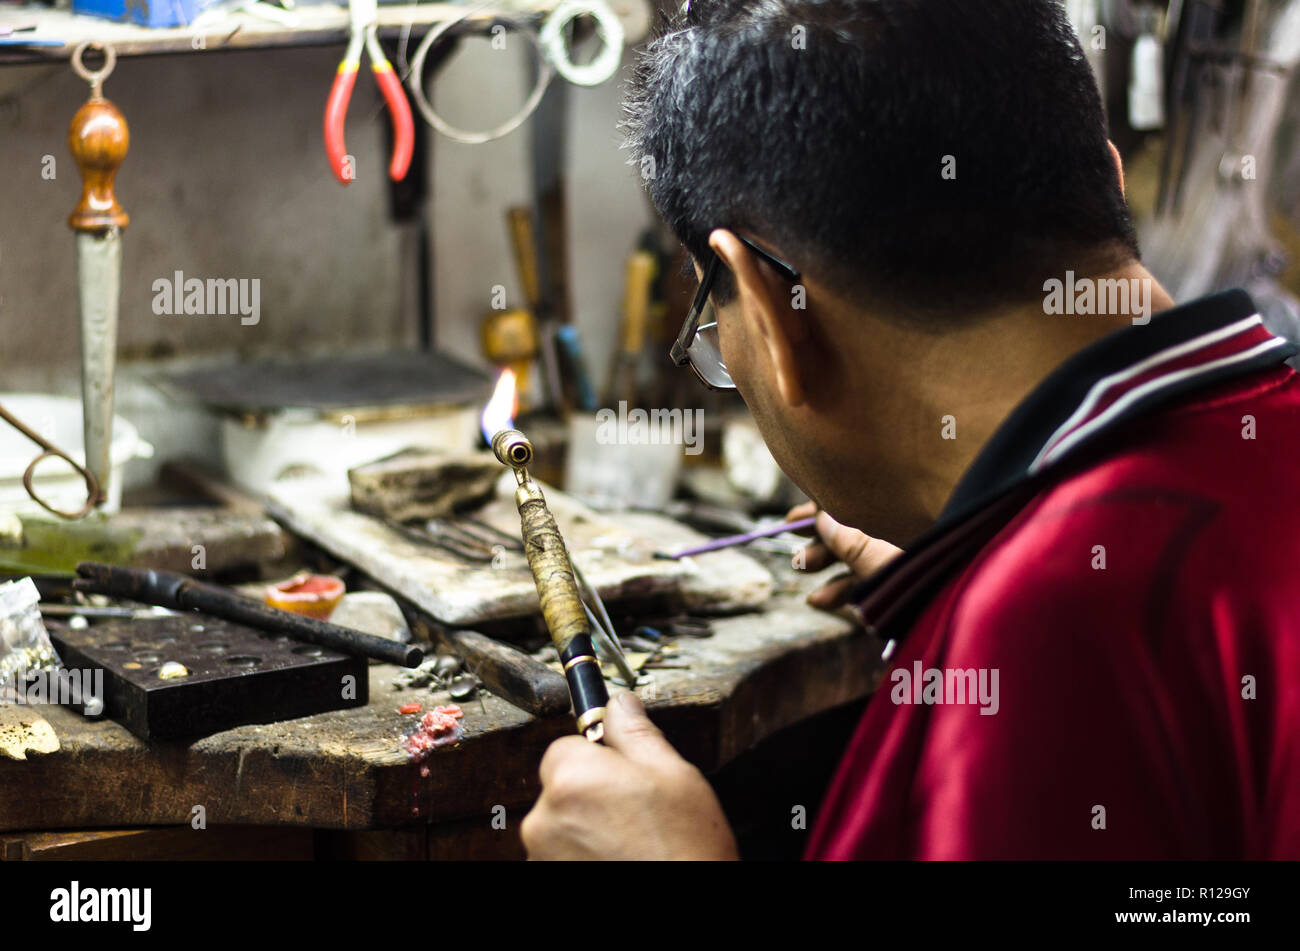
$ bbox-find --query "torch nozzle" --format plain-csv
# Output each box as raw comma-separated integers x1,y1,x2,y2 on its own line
491,429,534,470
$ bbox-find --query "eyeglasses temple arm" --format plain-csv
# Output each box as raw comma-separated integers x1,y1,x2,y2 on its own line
671,254,723,366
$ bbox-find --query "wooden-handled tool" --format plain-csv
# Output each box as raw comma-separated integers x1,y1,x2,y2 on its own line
366,585,572,718
481,208,542,412
431,625,570,718
68,42,128,511
507,207,542,314
67,86,129,232
603,250,657,407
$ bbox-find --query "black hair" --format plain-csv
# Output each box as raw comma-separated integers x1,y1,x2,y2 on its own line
623,0,1141,313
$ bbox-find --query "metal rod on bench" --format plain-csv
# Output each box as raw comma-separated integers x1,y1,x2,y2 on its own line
73,563,423,668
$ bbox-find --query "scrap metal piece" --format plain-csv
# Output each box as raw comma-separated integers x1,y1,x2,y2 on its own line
448,674,477,701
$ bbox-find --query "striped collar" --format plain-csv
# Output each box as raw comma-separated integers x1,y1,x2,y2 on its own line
851,289,1297,638
938,288,1294,523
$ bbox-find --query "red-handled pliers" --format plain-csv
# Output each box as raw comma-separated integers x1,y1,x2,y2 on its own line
324,0,414,185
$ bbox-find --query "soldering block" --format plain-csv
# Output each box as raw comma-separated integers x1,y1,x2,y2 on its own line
48,616,368,742
348,448,501,523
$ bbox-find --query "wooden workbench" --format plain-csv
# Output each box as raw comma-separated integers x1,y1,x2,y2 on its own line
0,565,884,859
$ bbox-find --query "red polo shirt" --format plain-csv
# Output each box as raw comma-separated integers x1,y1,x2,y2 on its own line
806,290,1300,859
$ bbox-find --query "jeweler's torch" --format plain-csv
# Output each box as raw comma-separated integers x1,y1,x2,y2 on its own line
492,428,608,742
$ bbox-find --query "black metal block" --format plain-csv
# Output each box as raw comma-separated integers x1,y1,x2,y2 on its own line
49,615,369,741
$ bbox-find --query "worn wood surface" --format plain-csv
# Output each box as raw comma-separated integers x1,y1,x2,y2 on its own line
267,475,774,626
0,573,882,833
0,507,289,579
1,826,313,861
119,506,291,576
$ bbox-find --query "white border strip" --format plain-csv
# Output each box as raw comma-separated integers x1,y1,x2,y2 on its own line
1030,315,1266,472
1031,334,1289,473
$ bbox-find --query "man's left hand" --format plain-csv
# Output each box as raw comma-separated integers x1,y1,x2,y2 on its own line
521,691,740,860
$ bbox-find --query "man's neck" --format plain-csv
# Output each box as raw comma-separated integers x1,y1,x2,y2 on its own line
831,262,1176,537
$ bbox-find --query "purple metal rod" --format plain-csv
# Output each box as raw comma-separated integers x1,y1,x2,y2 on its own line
657,516,818,560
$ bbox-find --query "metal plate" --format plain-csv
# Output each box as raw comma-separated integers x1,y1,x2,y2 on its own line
157,350,491,416
49,615,369,741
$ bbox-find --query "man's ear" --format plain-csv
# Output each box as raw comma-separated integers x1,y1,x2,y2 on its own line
1108,140,1125,196
709,229,809,407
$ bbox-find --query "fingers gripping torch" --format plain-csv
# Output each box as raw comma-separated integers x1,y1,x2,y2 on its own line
491,429,608,742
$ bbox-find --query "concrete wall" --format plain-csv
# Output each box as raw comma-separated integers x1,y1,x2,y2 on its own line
0,34,652,484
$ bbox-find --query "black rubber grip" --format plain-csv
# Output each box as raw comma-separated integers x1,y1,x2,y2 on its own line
559,634,609,718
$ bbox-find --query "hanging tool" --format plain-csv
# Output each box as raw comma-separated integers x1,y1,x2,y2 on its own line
324,0,414,185
67,42,128,516
529,62,576,415
480,208,543,411
603,249,657,407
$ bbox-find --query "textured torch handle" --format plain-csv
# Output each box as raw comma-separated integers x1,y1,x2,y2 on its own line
518,489,588,654
516,483,609,740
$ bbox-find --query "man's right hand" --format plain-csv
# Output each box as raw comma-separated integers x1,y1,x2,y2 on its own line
787,501,902,609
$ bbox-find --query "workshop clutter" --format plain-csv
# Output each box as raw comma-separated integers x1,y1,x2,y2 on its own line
0,395,153,517
71,0,218,29
0,0,821,854
1130,0,1300,342
565,409,687,510
398,0,627,152
0,578,60,696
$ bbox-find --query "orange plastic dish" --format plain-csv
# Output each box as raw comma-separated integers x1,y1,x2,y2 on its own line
265,573,345,620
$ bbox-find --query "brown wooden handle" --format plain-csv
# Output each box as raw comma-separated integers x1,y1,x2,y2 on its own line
446,629,571,718
67,98,129,233
620,250,657,354
507,206,542,313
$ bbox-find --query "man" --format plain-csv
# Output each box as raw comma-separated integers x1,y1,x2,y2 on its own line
521,0,1300,859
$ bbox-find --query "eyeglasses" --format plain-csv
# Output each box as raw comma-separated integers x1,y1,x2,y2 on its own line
669,234,801,390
